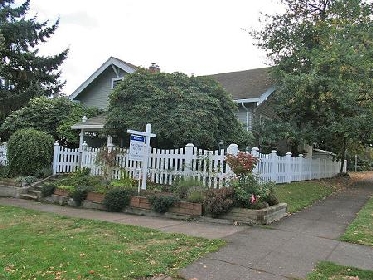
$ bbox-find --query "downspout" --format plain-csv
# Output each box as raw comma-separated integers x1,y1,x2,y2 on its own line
241,102,250,131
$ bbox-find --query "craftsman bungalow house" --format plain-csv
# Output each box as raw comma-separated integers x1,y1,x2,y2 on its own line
69,57,274,147
70,57,335,159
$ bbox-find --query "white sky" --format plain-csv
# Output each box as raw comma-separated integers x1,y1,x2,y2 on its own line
21,0,282,95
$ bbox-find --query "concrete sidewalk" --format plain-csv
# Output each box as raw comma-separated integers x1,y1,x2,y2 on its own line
180,178,373,279
0,197,247,240
1,177,373,279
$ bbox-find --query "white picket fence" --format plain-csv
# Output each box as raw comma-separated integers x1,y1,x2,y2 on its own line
0,143,7,166
52,142,346,188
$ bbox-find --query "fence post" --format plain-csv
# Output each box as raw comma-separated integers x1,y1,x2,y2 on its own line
286,152,292,183
184,143,194,175
251,146,259,157
271,150,277,182
53,141,60,175
226,144,239,156
298,154,303,181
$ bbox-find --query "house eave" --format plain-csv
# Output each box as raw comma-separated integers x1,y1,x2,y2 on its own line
71,124,104,130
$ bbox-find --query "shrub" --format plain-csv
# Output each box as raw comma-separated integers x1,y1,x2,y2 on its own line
103,188,134,212
72,186,92,206
0,165,10,178
7,128,54,176
203,187,235,217
56,185,76,195
186,190,205,203
40,182,57,197
34,166,53,178
148,194,179,213
172,177,205,200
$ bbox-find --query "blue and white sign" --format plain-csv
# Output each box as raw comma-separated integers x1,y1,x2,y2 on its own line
129,134,145,161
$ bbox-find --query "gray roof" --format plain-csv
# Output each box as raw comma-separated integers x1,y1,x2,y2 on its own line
208,68,275,100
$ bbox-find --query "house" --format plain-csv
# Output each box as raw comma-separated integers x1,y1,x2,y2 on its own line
68,57,324,158
207,68,275,132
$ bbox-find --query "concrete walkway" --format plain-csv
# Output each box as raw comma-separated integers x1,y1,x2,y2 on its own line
180,178,373,279
1,176,373,279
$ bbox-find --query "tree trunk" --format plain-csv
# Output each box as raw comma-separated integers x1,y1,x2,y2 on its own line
339,137,347,174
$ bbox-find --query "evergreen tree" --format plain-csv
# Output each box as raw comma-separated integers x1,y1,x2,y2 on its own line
0,0,68,125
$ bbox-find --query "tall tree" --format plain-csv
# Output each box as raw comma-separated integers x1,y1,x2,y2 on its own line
106,69,252,150
0,0,68,124
252,0,373,172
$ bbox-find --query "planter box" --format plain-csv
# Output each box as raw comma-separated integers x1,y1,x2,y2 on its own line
130,196,152,210
86,192,105,203
169,201,202,216
54,188,70,197
130,196,202,216
219,203,288,225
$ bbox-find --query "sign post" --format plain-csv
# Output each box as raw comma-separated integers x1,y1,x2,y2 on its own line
127,123,156,190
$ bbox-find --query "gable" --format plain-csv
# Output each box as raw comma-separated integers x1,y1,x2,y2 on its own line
69,57,137,108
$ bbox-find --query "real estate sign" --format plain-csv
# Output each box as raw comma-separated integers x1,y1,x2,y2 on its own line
128,134,145,161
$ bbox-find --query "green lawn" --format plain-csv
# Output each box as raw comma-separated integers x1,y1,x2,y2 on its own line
274,180,335,213
0,205,225,279
307,261,373,280
340,194,373,246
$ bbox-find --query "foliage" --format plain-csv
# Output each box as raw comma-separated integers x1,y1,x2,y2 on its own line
0,0,68,126
40,182,56,197
0,206,225,279
225,152,278,209
103,188,134,212
0,165,10,178
0,96,101,145
71,186,92,206
171,176,206,200
55,172,106,193
56,185,75,195
225,152,258,177
34,166,53,179
186,190,205,203
203,187,235,217
251,0,373,172
109,178,136,189
106,69,252,150
7,128,54,176
307,261,373,280
232,176,277,208
95,147,120,181
148,194,180,213
15,175,37,186
341,194,373,246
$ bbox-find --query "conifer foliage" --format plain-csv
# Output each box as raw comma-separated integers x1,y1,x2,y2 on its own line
0,0,68,123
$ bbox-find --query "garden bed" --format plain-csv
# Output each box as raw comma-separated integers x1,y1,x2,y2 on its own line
218,203,287,225
50,191,286,224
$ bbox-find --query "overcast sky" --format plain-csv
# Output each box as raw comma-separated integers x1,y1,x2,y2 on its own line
21,0,282,95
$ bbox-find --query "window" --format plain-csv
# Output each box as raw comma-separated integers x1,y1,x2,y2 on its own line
111,77,123,89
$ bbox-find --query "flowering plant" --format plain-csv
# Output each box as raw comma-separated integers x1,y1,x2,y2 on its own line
225,152,277,209
225,152,258,177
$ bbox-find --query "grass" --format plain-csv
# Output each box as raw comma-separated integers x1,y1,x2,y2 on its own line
274,180,336,213
307,261,373,279
0,205,225,279
340,194,373,246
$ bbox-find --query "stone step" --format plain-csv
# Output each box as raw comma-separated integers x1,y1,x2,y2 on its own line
20,194,38,201
28,190,42,198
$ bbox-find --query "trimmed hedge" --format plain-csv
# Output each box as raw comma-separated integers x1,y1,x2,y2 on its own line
7,128,54,176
